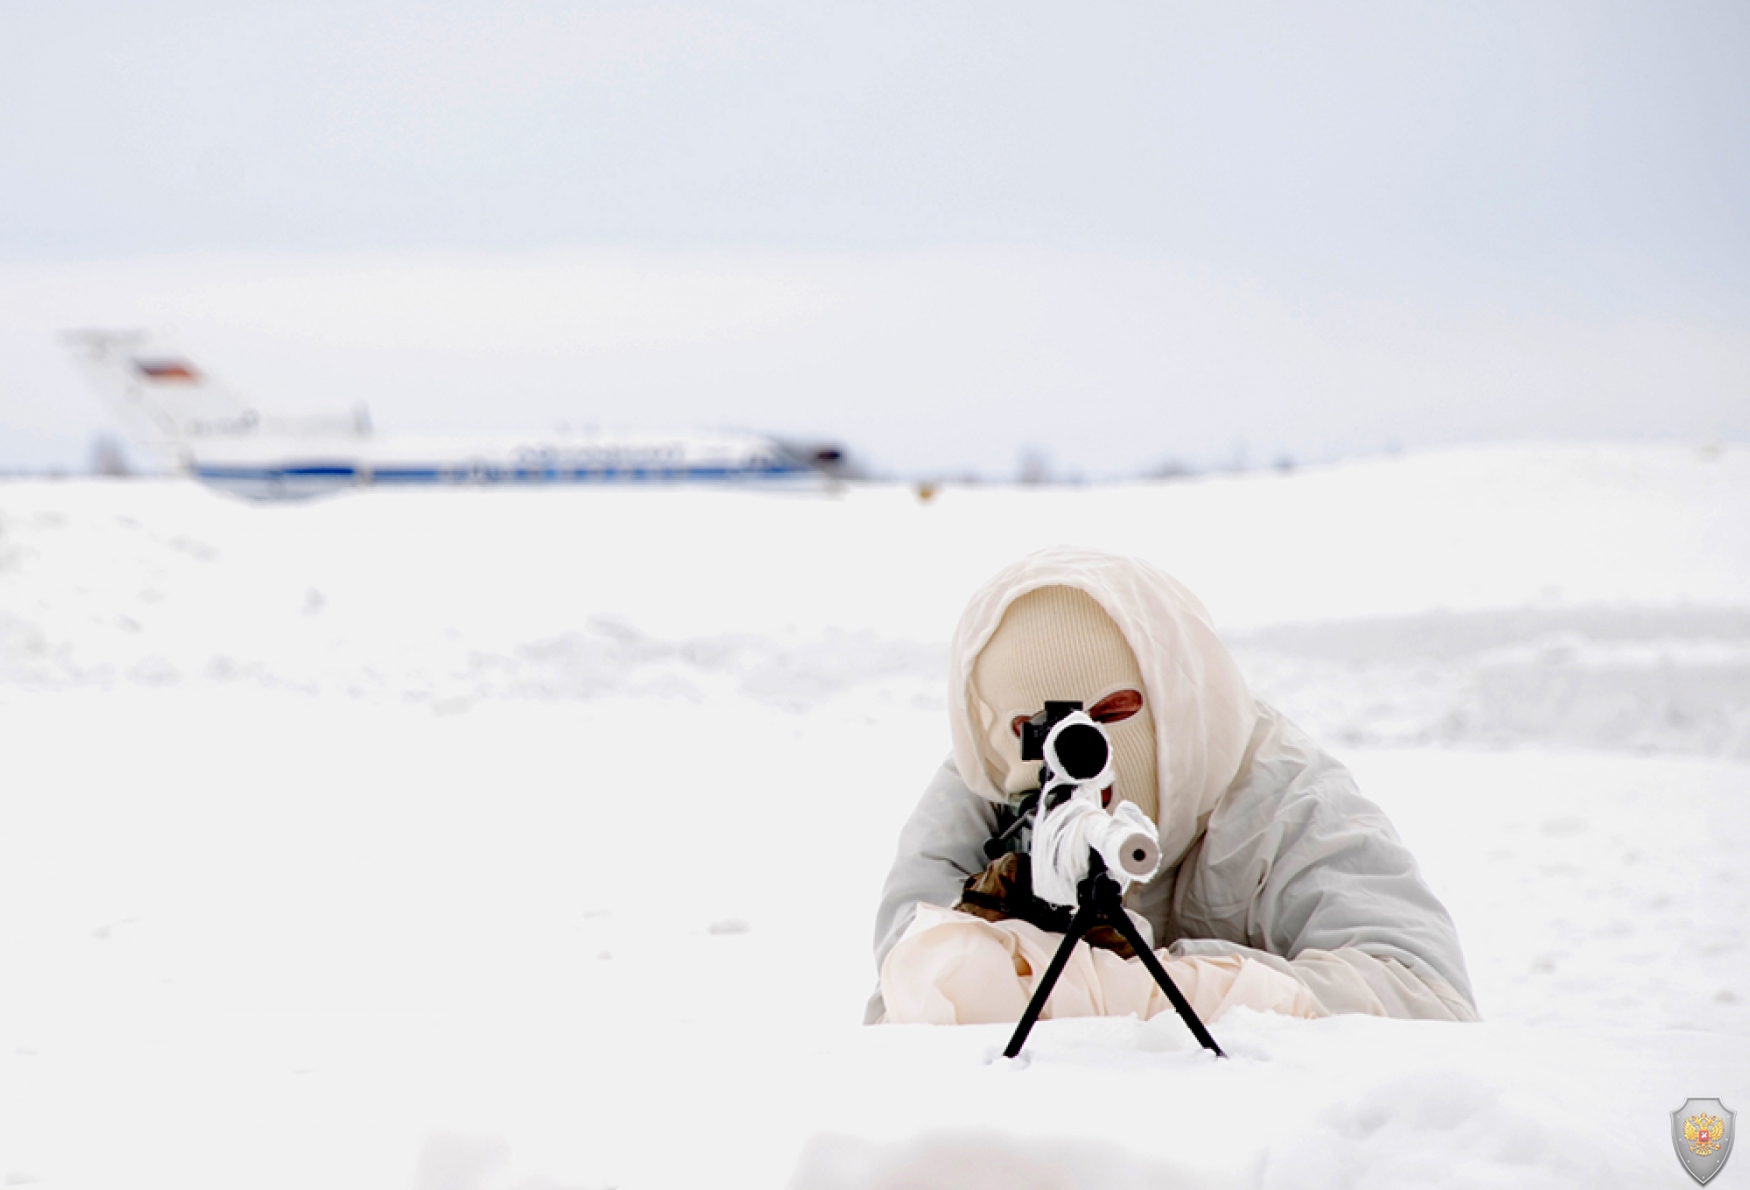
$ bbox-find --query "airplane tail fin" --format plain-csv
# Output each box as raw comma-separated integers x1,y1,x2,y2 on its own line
62,330,260,465
61,330,370,466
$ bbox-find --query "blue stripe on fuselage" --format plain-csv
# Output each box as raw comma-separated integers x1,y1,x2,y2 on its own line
193,461,815,485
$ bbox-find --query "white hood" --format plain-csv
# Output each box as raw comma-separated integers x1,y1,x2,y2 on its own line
948,548,1259,868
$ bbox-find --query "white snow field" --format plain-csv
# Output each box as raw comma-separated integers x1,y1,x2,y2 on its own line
1,443,1747,1189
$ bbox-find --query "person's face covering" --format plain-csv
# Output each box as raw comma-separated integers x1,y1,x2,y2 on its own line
971,585,1158,825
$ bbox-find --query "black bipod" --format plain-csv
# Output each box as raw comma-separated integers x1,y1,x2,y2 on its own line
1002,854,1226,1060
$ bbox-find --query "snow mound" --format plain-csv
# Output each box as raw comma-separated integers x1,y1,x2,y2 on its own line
786,1011,1738,1190
1232,606,1750,757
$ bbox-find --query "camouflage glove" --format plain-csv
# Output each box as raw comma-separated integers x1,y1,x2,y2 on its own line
952,852,1137,959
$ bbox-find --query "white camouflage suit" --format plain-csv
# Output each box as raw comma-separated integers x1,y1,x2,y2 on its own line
868,548,1479,1026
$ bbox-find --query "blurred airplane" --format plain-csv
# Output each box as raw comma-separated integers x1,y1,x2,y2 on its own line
63,330,846,500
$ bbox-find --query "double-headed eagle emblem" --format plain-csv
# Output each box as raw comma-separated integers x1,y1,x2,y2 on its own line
1685,1113,1726,1157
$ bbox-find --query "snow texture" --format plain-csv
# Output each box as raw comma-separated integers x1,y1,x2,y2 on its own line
1,443,1746,1189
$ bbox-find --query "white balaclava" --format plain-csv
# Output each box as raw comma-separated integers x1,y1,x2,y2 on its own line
971,585,1159,824
948,548,1259,870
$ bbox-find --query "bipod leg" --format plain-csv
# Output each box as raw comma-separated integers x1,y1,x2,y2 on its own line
1001,896,1099,1060
1095,880,1225,1058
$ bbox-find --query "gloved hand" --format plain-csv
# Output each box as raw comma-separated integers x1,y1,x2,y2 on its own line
1161,951,1323,1022
952,852,1137,958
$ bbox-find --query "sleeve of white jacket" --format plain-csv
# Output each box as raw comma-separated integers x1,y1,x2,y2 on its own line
865,758,1000,1023
1160,707,1480,1022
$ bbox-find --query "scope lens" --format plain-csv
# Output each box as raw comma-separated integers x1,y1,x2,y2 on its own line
1051,722,1109,781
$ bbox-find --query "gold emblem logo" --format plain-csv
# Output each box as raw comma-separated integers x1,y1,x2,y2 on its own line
1686,1114,1726,1157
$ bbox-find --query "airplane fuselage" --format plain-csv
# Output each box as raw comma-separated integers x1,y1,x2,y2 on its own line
186,434,823,500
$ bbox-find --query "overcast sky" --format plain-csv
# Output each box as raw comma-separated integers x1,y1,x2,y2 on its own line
2,1,1746,477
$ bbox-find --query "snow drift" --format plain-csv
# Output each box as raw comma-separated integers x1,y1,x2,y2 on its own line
0,444,1745,1190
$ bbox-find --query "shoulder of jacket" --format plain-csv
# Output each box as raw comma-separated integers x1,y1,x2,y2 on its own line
1181,703,1392,891
1211,704,1352,816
